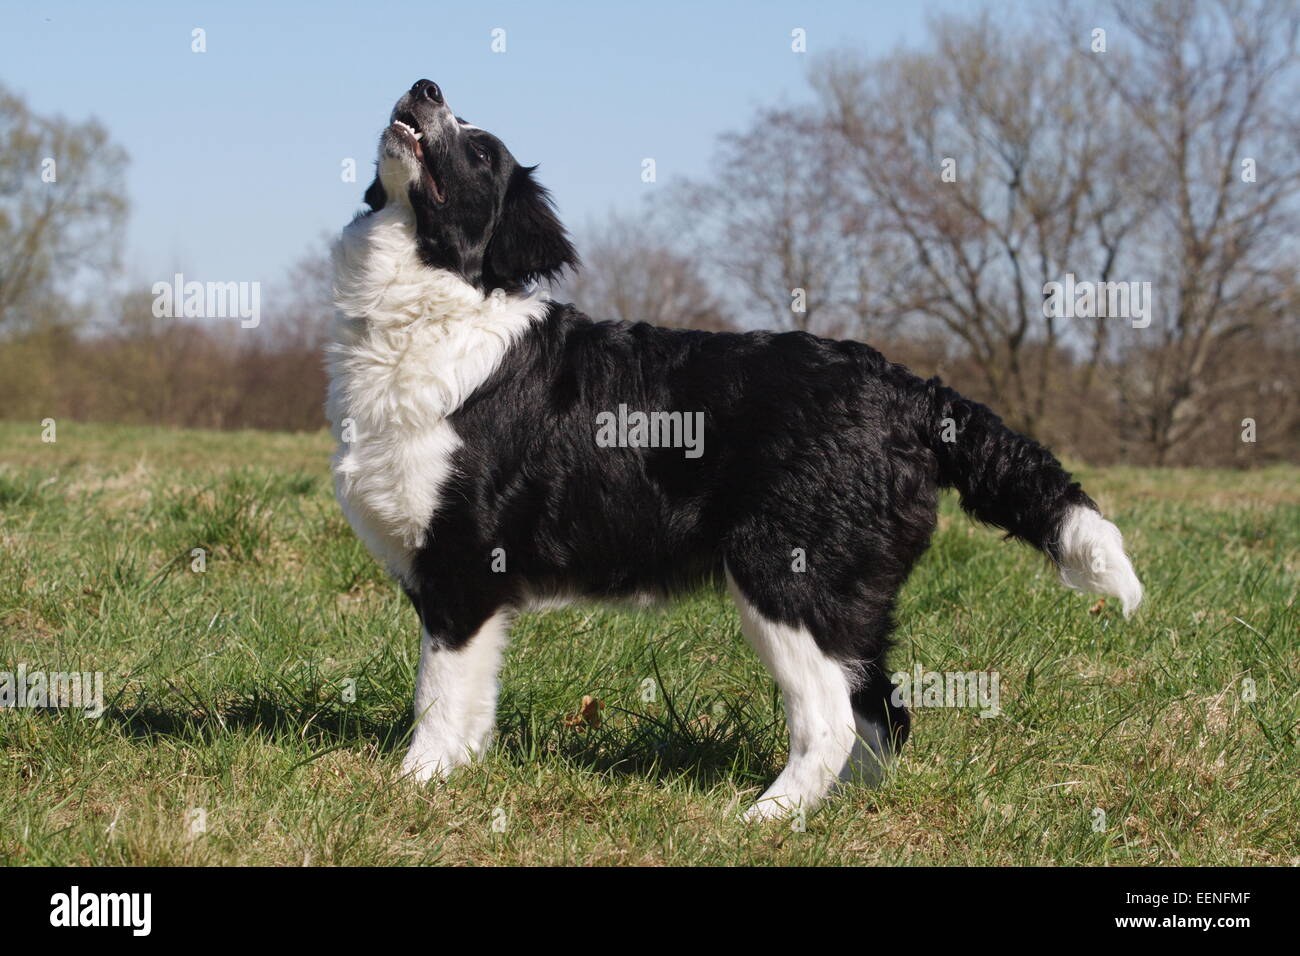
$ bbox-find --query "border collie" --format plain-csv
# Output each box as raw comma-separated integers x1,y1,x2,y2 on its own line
326,79,1143,820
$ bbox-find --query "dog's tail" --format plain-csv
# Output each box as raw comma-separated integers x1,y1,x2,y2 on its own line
916,377,1143,616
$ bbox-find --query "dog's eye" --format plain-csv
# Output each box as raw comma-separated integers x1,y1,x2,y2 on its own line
473,145,490,165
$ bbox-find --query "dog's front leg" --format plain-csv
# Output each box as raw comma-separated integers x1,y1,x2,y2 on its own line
401,612,511,783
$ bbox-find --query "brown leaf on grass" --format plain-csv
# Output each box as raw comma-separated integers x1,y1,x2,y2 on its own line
564,695,604,730
1089,598,1107,615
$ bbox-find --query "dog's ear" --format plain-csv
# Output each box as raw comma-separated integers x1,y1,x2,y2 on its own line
485,165,577,289
364,176,387,212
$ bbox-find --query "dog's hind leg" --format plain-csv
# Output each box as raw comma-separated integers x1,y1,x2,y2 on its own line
726,571,857,821
400,611,511,783
845,665,909,787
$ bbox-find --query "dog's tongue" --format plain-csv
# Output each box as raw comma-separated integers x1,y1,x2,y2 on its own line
390,120,443,202
392,121,424,160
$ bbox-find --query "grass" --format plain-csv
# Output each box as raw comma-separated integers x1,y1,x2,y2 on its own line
1,419,1296,866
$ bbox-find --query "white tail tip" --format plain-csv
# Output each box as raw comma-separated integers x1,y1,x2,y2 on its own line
1055,505,1144,617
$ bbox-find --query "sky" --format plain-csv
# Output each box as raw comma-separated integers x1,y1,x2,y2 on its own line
1,0,982,293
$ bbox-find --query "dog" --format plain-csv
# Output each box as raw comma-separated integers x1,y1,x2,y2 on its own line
326,79,1143,820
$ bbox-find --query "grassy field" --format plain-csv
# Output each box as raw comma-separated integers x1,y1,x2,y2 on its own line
1,420,1296,866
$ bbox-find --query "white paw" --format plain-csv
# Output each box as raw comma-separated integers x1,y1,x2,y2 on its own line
741,793,803,823
399,748,458,784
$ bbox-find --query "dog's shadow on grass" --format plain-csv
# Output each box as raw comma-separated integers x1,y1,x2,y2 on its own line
103,694,411,755
100,692,782,789
491,697,783,788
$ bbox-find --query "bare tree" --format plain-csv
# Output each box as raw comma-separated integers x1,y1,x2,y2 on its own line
1085,0,1300,463
558,210,737,331
262,240,335,350
673,108,872,334
813,15,1145,440
0,83,128,331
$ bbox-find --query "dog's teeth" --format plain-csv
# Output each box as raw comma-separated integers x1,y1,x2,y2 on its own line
413,132,422,140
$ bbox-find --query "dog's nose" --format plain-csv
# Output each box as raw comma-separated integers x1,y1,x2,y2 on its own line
411,79,443,105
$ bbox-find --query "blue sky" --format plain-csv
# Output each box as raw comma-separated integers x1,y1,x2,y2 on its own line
2,0,976,291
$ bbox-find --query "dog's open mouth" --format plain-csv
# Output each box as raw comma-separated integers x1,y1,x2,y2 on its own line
390,111,445,203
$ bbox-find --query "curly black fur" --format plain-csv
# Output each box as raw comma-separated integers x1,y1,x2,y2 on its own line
407,306,1093,752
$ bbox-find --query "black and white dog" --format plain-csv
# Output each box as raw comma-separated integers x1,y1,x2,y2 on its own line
326,80,1143,820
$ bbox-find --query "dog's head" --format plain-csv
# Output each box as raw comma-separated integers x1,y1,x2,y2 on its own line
365,79,577,293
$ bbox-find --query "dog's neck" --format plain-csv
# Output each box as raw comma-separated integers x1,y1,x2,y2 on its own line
333,206,533,330
326,205,549,430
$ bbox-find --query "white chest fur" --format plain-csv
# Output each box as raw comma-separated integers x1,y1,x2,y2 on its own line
325,205,546,586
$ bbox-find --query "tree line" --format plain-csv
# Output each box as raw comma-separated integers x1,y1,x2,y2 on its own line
2,0,1297,466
